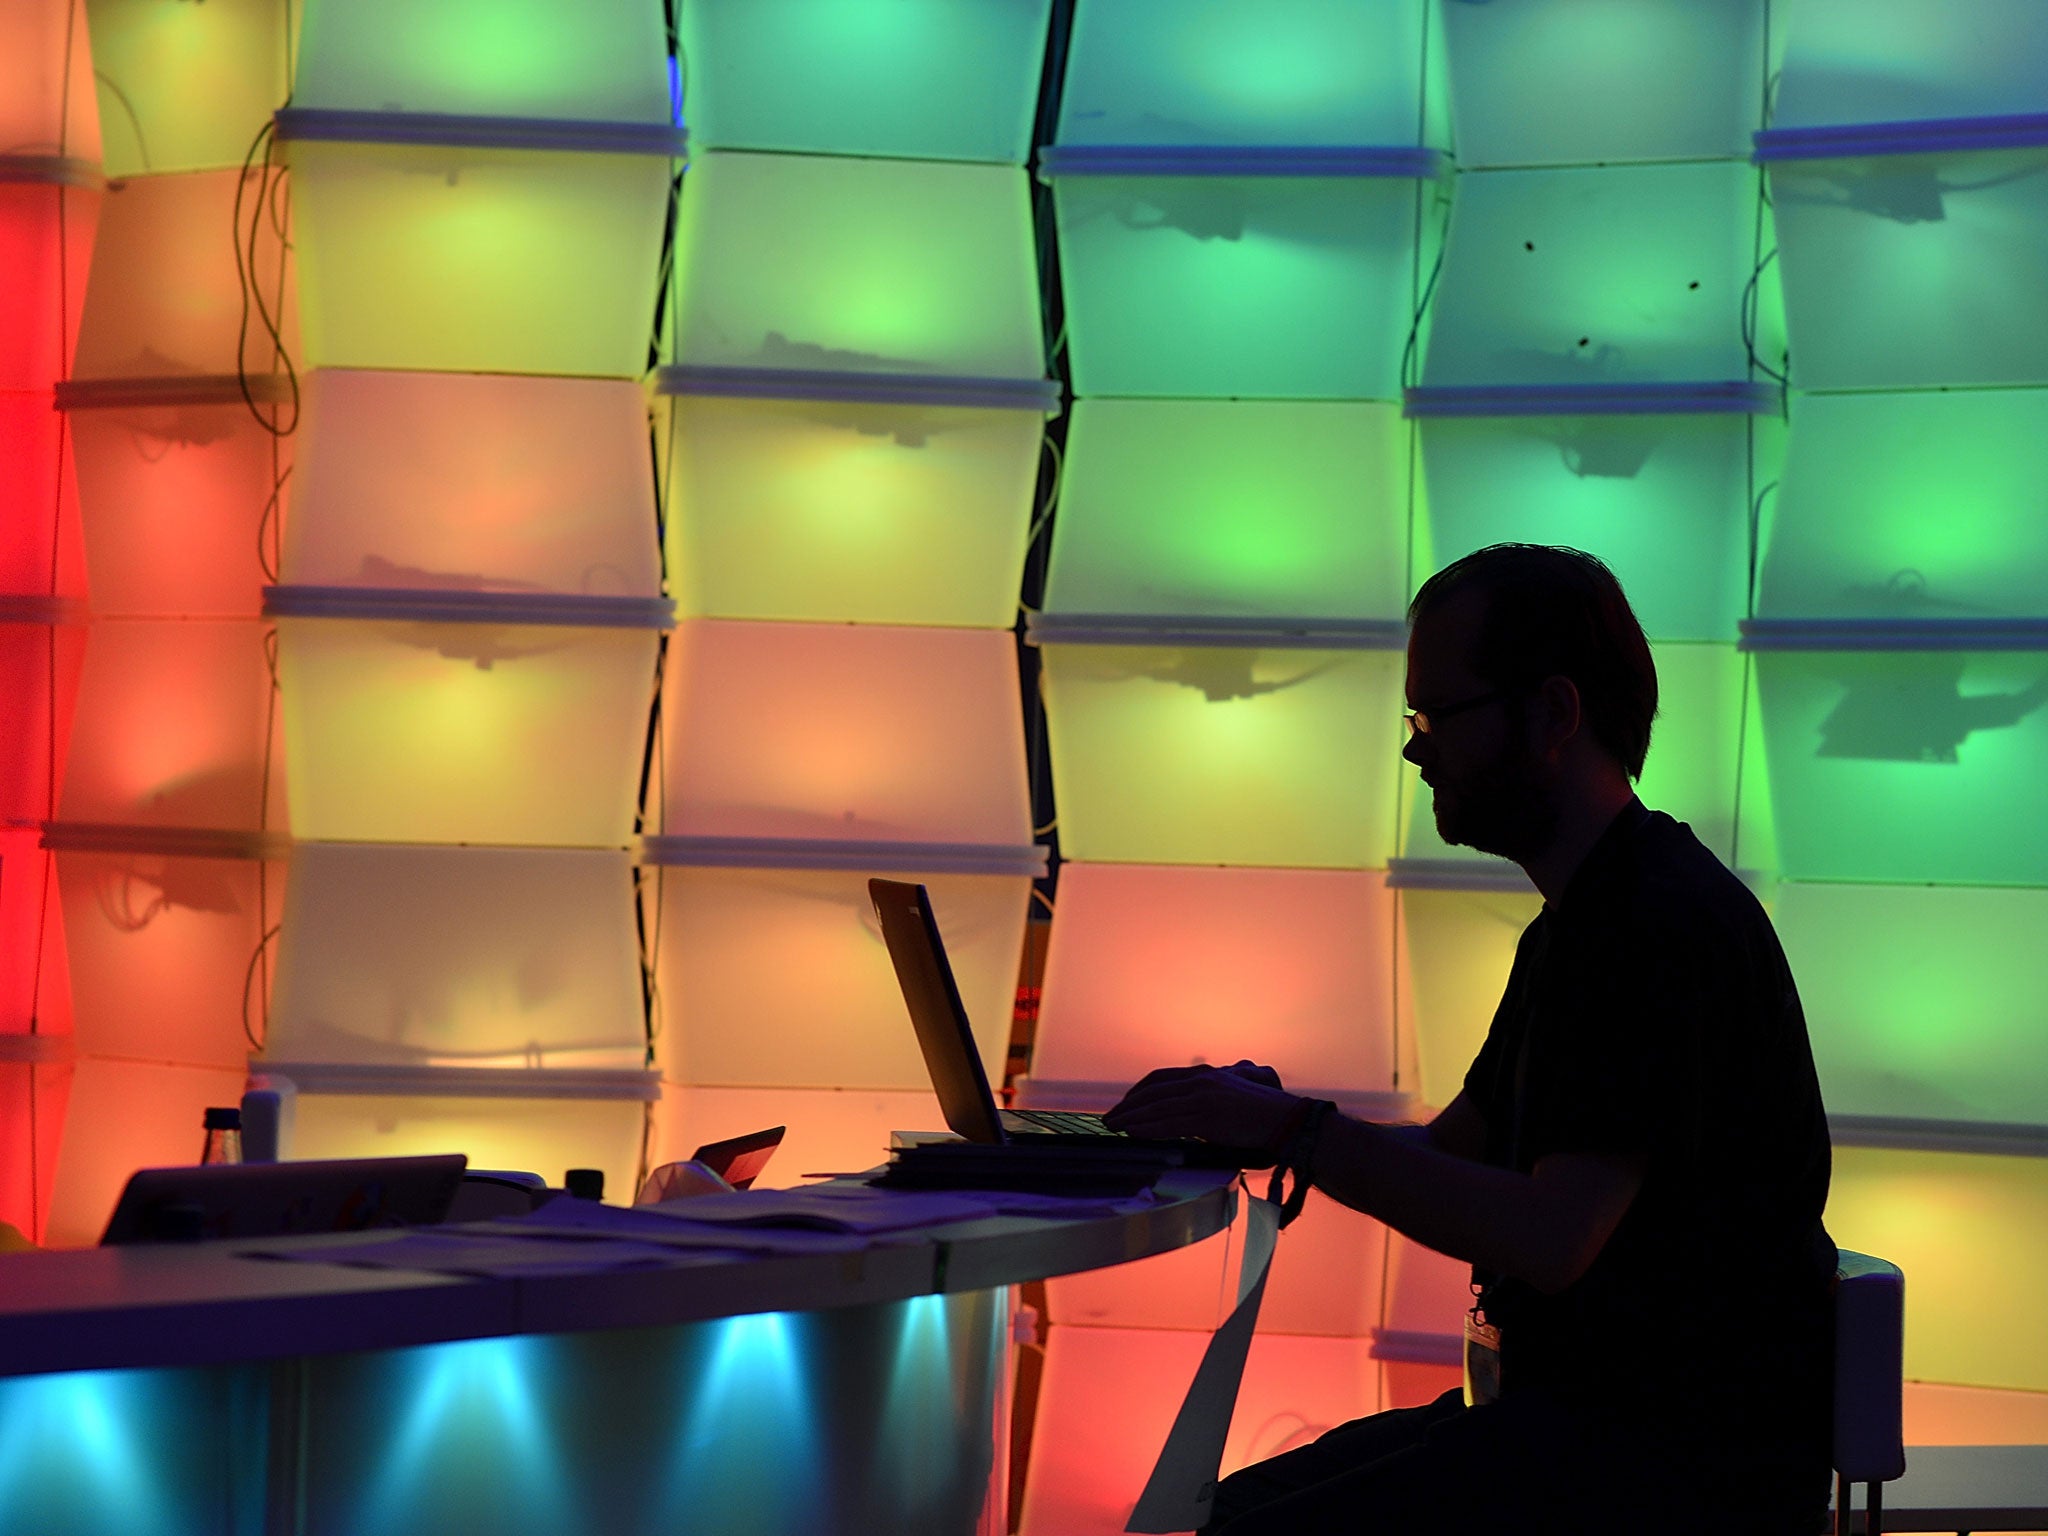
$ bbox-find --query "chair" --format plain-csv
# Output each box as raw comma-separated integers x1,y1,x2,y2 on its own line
1833,1249,1907,1536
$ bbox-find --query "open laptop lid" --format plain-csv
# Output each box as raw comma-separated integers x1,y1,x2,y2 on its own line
689,1125,785,1191
869,878,1007,1145
100,1154,469,1245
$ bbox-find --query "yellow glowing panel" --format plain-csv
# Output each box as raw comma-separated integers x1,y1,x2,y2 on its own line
651,866,1027,1091
662,394,1041,628
1398,888,1542,1111
286,1092,646,1207
1040,643,1403,868
1,0,99,160
291,370,659,596
662,621,1031,847
1828,1146,2048,1392
86,0,289,175
651,1084,946,1190
275,617,656,847
286,139,671,378
1033,863,1397,1093
268,844,644,1071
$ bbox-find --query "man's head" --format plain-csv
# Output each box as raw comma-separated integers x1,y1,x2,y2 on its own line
1402,545,1657,861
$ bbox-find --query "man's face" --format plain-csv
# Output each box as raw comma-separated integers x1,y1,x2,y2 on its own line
1402,592,1555,862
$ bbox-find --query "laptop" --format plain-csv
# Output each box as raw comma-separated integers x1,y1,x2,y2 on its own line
101,1154,469,1245
868,878,1260,1169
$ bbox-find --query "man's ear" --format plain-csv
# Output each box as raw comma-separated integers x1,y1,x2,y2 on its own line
1534,674,1582,756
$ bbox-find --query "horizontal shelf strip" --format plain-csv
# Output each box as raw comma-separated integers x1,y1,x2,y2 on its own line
1404,380,1779,418
1830,1114,2048,1160
274,107,688,158
1741,618,2048,652
0,1034,75,1065
0,154,104,189
57,374,291,410
1368,1328,1464,1367
1040,144,1446,179
1027,612,1408,650
264,585,675,629
640,835,1048,877
1387,858,1535,894
0,596,85,624
40,822,286,860
252,1062,663,1102
1755,111,2048,163
656,365,1062,412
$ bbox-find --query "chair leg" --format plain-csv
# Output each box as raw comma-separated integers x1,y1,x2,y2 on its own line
1835,1471,1849,1536
1867,1480,1880,1536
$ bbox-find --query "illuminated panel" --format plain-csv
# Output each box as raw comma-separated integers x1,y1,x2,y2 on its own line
681,0,1051,163
1902,1383,2048,1445
673,152,1044,384
1033,864,1396,1091
1020,1326,1380,1536
1046,1224,1232,1332
1401,643,1748,866
0,619,85,826
285,139,670,378
1397,888,1542,1111
1055,0,1426,147
1439,0,1765,168
652,1084,948,1190
1829,1146,2048,1391
1752,647,2048,886
73,167,290,381
0,1363,247,1533
66,396,281,617
0,0,98,160
1038,642,1402,868
650,866,1028,1091
1760,391,2048,619
267,844,644,1071
273,616,657,847
662,621,1030,846
0,827,73,1038
293,0,671,123
57,619,275,832
45,1056,246,1246
290,371,659,596
1046,400,1408,622
1381,1232,1472,1360
1421,163,1755,388
0,180,98,391
1772,0,2048,127
1047,167,1425,401
0,394,66,593
86,0,289,175
659,393,1041,628
1777,884,2048,1126
1414,408,1758,643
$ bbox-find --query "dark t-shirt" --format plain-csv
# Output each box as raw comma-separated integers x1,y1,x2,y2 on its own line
1463,800,1836,1464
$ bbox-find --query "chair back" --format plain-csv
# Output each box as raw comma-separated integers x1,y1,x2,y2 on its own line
1833,1249,1907,1484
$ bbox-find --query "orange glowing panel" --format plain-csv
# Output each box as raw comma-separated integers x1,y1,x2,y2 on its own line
651,1085,948,1190
661,620,1032,847
0,0,99,162
1031,863,1398,1094
0,1056,73,1245
0,828,72,1037
73,167,293,382
288,370,659,597
1019,1326,1381,1536
58,618,279,832
0,179,99,391
0,391,85,598
0,618,86,823
66,392,283,617
1380,1233,1473,1362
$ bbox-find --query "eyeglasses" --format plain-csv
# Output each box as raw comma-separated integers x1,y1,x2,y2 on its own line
1404,689,1509,738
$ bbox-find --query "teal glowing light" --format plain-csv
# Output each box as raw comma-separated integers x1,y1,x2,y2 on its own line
662,1311,823,1533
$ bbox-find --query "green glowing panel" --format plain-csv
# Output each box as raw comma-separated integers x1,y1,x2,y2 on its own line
1754,649,2048,885
1769,146,2048,390
1760,390,2048,620
1774,0,2048,126
286,140,671,377
662,394,1040,627
1399,643,1747,865
1057,0,1427,146
1777,883,2048,1126
675,152,1043,382
1422,163,1757,387
1044,400,1408,621
681,0,1050,162
293,0,670,122
1830,1147,2048,1391
1399,888,1541,1110
1440,0,1765,168
1051,174,1421,399
1040,643,1403,868
86,0,287,175
1417,412,1754,643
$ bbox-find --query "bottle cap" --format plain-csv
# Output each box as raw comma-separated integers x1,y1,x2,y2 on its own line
203,1106,242,1130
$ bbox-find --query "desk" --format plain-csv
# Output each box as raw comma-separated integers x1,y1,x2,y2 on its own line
0,1170,1235,1536
1834,1446,2048,1534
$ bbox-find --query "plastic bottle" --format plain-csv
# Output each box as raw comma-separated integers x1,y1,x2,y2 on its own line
200,1106,243,1165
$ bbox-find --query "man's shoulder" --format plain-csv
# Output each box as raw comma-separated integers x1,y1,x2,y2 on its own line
1574,811,1774,953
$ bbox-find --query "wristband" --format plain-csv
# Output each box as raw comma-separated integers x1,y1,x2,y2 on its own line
1266,1098,1337,1229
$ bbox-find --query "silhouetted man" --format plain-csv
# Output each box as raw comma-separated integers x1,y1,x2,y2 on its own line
1107,545,1836,1535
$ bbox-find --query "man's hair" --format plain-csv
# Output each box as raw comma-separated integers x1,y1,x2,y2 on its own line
1409,544,1658,780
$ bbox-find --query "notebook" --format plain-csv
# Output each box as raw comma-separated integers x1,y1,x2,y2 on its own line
101,1154,468,1245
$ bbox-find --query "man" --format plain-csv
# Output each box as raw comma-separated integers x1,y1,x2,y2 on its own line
1106,545,1836,1535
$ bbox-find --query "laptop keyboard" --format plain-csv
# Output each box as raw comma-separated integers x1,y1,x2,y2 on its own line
1005,1109,1124,1136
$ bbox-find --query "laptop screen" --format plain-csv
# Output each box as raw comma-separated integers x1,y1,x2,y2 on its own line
869,878,1007,1145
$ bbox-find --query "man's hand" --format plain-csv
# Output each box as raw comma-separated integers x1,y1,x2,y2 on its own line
1103,1060,1300,1158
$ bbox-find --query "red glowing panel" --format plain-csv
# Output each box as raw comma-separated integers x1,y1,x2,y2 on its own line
652,1085,949,1191
1381,1232,1473,1359
1032,862,1398,1094
0,828,74,1036
67,398,283,616
44,1056,246,1247
0,183,68,390
0,1059,74,1245
0,391,80,598
59,618,279,831
0,619,86,823
0,0,98,161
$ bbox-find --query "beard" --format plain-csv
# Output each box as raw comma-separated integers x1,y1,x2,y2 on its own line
1428,738,1560,866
